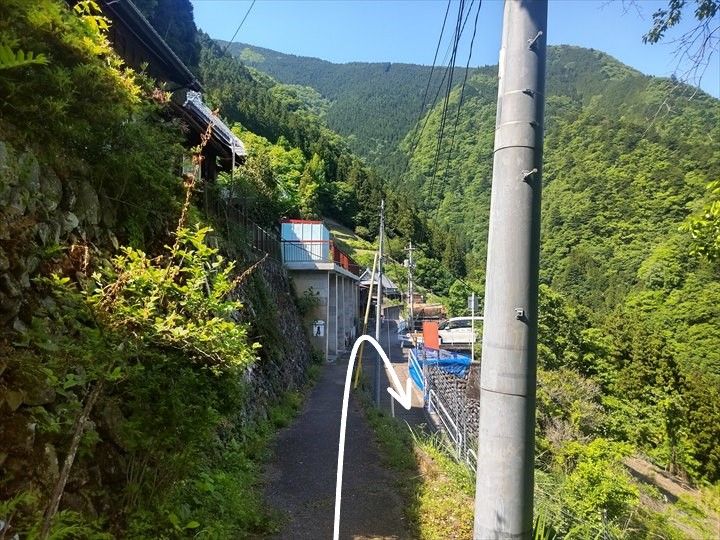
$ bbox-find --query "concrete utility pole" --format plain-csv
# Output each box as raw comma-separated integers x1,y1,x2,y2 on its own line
474,1,547,539
405,241,415,328
374,199,385,407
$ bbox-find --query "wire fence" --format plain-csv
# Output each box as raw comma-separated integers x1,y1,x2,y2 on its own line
421,361,480,471
419,361,623,539
203,186,281,262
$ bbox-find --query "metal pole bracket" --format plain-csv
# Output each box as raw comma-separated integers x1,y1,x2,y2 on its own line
527,30,543,50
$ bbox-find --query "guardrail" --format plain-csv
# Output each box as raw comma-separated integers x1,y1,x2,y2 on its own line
409,348,479,472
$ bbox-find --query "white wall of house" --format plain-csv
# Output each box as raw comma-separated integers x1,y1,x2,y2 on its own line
290,269,359,361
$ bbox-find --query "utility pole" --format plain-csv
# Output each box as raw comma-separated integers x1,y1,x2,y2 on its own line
470,291,476,364
374,199,385,407
474,1,547,539
405,241,415,328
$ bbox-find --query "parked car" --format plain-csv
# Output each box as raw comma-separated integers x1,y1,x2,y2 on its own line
437,316,483,346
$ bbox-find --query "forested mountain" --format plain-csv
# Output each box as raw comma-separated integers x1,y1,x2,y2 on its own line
2,0,716,534
222,41,480,174
197,35,384,231
235,40,720,534
402,45,720,484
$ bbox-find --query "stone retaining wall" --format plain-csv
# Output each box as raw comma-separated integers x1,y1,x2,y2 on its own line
0,138,314,522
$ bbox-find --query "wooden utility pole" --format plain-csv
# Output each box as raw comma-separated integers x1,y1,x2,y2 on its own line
474,1,548,538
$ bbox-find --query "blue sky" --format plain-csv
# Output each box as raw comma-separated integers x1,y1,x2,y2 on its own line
190,0,719,97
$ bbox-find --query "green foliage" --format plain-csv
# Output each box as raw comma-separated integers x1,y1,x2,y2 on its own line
88,226,258,368
72,0,110,34
413,253,454,297
643,0,719,44
0,490,110,539
445,279,483,317
0,0,184,244
537,284,610,375
216,126,346,222
556,439,639,538
536,368,605,455
0,44,48,70
198,35,382,230
224,41,478,178
3,224,268,535
361,392,474,540
683,179,720,260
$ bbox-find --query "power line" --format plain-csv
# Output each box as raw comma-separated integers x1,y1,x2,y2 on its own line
394,0,452,185
433,0,482,221
419,0,453,120
426,0,469,203
222,0,256,55
396,0,477,184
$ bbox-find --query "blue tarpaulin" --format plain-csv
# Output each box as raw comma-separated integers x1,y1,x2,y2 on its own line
408,346,471,392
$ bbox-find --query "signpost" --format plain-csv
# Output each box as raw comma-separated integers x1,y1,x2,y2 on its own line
312,320,325,337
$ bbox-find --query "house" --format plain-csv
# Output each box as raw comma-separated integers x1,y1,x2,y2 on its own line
97,0,245,181
281,220,361,361
358,268,401,299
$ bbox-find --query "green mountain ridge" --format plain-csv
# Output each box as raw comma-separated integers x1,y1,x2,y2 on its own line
229,40,720,489
221,40,485,173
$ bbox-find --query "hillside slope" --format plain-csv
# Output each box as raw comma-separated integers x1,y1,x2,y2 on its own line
237,41,720,492
221,41,482,173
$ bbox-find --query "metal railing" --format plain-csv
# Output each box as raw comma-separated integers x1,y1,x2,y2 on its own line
204,188,281,261
281,240,361,277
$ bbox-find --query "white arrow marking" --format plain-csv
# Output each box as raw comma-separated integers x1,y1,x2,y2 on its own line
333,334,412,540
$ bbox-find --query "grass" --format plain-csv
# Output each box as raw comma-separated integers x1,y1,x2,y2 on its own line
127,358,324,538
358,387,475,539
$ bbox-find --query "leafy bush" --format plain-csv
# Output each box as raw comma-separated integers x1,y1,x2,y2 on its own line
4,224,262,536
0,0,184,244
88,225,258,369
556,439,639,538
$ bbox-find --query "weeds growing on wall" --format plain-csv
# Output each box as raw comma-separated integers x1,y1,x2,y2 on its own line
1,219,274,536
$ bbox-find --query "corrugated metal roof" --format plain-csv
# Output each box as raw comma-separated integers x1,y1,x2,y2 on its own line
359,269,399,291
179,90,246,159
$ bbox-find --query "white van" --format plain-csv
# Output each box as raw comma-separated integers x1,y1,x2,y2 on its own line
437,316,483,346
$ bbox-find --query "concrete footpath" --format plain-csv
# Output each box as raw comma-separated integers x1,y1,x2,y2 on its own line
263,319,424,539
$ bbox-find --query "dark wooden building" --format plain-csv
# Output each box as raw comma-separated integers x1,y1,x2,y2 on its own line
97,0,245,179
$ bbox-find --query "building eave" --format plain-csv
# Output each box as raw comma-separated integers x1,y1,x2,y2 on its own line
285,261,361,281
98,0,203,92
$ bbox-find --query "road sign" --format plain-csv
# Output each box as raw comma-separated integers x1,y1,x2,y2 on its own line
313,320,325,337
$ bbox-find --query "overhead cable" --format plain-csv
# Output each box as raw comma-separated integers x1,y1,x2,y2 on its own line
222,0,257,55
434,0,483,221
426,0,469,202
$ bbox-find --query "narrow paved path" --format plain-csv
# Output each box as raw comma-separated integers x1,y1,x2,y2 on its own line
263,323,414,539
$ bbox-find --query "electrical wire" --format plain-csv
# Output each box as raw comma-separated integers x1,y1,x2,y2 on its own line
426,0,469,203
222,0,256,55
395,0,453,185
397,0,480,204
433,0,483,221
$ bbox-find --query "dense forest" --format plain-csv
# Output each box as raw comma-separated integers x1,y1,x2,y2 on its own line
223,40,479,176
235,38,720,537
1,0,718,537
